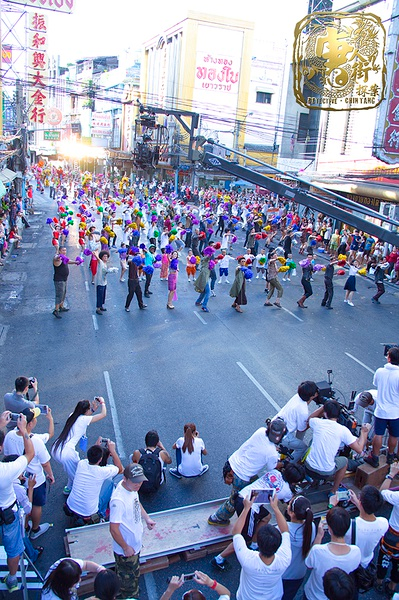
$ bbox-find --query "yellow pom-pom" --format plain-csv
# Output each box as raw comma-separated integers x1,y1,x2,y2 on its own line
322,266,326,271
196,255,201,264
115,200,121,205
169,234,176,241
104,225,111,232
109,231,116,238
264,225,271,231
279,265,290,272
277,257,286,264
132,223,138,229
358,268,367,276
100,236,108,244
140,222,145,228
79,223,87,230
115,219,123,225
338,254,347,261
133,209,139,215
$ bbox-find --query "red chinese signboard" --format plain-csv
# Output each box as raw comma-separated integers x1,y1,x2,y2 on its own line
381,44,399,157
3,0,73,14
28,11,48,125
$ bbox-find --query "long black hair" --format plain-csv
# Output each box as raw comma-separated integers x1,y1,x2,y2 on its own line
42,559,82,600
290,495,314,558
52,400,91,454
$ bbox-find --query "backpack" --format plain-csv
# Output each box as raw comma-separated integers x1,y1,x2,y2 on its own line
138,448,162,493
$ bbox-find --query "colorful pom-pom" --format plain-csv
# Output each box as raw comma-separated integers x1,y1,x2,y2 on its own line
143,265,154,275
83,248,92,256
165,244,173,254
196,255,201,264
299,259,311,268
244,269,253,279
170,258,179,271
189,256,197,264
203,246,215,256
338,254,347,261
46,217,53,224
279,265,290,272
337,269,345,275
208,260,216,270
75,256,84,265
358,268,367,276
132,256,143,266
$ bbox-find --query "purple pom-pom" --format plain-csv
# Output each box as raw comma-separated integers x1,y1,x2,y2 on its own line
208,259,216,270
143,265,154,275
125,219,132,225
165,244,173,254
62,229,69,236
180,229,186,235
170,258,179,270
310,240,317,246
132,255,143,266
245,269,253,279
313,264,323,271
75,256,84,265
83,248,92,256
222,215,229,221
192,218,199,225
139,243,146,249
151,215,157,222
203,246,215,256
232,235,237,243
299,259,311,268
190,255,197,264
155,254,162,261
59,254,70,264
46,217,53,224
153,261,161,269
130,246,139,254
207,228,214,235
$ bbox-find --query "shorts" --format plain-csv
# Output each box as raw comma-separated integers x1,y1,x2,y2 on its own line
374,417,399,438
32,481,47,507
54,280,67,305
219,267,228,276
1,511,24,559
305,455,348,477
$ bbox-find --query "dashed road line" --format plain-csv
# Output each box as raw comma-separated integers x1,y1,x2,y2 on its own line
194,310,207,325
103,371,126,459
281,306,303,322
345,352,375,374
92,314,99,331
236,362,281,412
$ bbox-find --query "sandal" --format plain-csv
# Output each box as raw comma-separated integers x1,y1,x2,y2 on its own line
235,307,243,313
264,302,273,306
273,302,282,308
166,304,174,309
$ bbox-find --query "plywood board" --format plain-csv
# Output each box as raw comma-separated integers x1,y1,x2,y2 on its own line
66,498,237,566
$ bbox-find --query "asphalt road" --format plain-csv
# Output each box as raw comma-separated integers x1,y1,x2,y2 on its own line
0,190,398,599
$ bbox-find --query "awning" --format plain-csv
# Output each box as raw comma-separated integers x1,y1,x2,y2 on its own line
0,168,17,183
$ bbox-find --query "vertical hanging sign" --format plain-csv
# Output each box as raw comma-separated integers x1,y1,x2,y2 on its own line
28,12,48,125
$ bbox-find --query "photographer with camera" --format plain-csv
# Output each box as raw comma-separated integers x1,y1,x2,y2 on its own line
160,571,231,600
0,411,35,593
4,376,40,430
274,381,322,462
305,400,370,496
66,438,123,525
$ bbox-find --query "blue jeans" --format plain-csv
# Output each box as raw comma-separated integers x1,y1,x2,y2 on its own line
214,472,250,522
24,534,39,562
210,270,216,290
196,282,210,308
96,285,106,309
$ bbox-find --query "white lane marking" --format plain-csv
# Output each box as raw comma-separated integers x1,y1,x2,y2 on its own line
281,306,303,322
92,314,99,331
236,362,281,412
103,371,126,459
144,572,158,600
345,352,375,374
85,281,89,292
194,310,207,325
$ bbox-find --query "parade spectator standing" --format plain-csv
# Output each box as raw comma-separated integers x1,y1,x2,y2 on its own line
4,407,54,540
365,346,399,467
4,376,40,430
233,494,291,600
0,411,35,593
52,246,79,319
109,464,156,599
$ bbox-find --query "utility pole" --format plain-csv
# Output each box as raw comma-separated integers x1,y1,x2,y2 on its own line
15,79,27,197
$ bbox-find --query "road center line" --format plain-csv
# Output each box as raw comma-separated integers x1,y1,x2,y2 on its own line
85,281,89,292
92,314,99,331
103,371,126,459
236,362,281,412
345,352,375,374
281,307,303,322
194,310,207,325
144,572,158,600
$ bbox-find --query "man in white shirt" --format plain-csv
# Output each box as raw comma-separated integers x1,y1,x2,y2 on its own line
305,400,369,494
274,381,321,462
377,461,399,595
3,407,54,540
67,439,122,521
0,411,35,593
365,347,399,468
208,420,286,527
110,463,156,599
232,493,291,600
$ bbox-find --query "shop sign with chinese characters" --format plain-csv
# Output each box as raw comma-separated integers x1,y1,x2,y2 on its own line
293,12,386,111
28,12,48,125
3,0,73,13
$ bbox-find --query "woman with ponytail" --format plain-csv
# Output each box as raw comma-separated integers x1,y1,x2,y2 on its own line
282,495,316,600
170,423,208,479
52,398,107,495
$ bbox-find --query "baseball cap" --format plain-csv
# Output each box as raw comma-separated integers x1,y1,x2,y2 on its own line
123,463,148,483
355,391,374,409
268,418,287,444
21,407,41,423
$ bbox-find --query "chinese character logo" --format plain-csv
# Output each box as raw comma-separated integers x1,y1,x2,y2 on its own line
293,12,386,111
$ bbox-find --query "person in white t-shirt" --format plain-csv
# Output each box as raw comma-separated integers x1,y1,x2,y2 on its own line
170,422,208,479
365,347,399,468
233,493,292,600
208,420,286,527
376,461,399,595
305,400,370,494
274,381,321,462
42,557,105,600
304,507,361,600
160,570,230,600
66,440,123,520
4,406,55,540
52,398,107,495
110,463,156,599
217,249,235,283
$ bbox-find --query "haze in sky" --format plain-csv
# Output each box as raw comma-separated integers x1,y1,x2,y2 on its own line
46,0,310,63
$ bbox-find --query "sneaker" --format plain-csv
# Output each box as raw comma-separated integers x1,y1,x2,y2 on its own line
52,309,62,319
30,523,50,539
387,453,396,465
348,301,354,307
256,275,259,279
139,305,147,309
287,278,290,281
3,576,18,593
211,556,229,571
120,278,125,282
125,307,130,312
96,308,102,315
169,468,182,479
63,486,71,496
217,280,222,284
364,455,379,468
59,306,69,312
372,298,380,304
208,514,230,527
225,279,230,284
344,299,348,303
211,291,216,297
195,302,202,306
202,306,210,313
100,307,107,311
199,465,209,476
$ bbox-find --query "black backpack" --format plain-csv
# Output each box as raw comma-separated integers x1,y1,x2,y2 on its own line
138,448,162,493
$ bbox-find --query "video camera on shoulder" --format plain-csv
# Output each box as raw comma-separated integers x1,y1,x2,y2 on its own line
384,344,399,356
